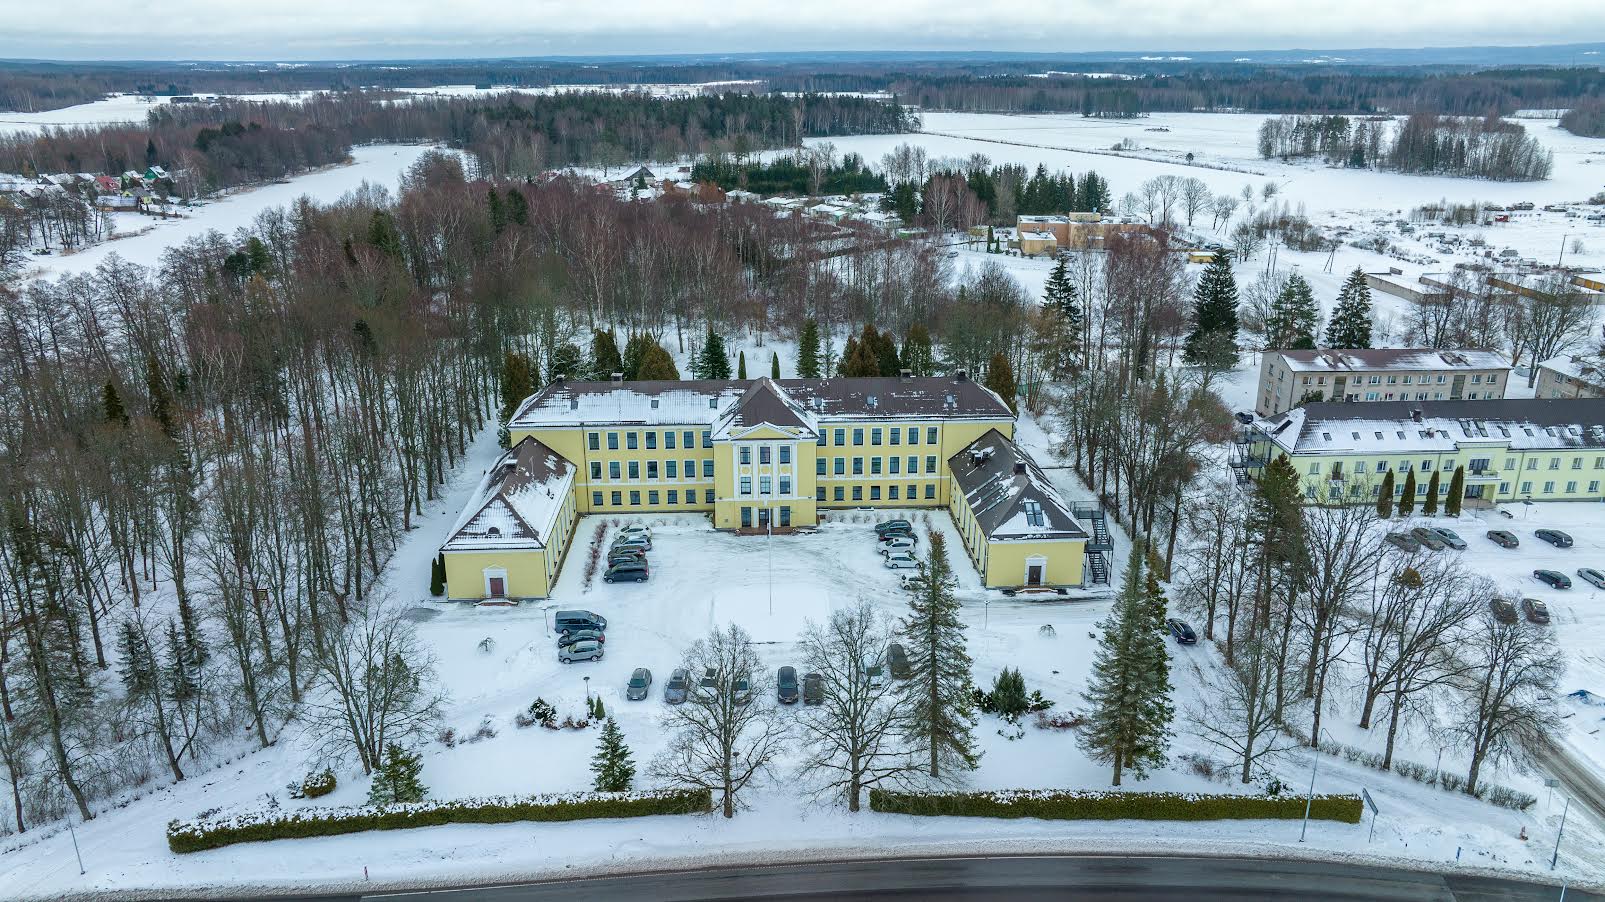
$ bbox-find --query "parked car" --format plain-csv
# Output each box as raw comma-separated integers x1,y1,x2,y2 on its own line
612,534,652,553
1578,568,1605,590
557,629,605,649
874,519,913,537
558,639,603,663
1522,597,1551,624
1489,597,1518,625
1166,618,1197,645
603,559,649,583
1536,529,1574,548
897,573,919,591
555,610,607,633
607,549,647,567
730,675,753,706
879,536,917,556
696,667,719,701
1431,527,1468,550
1410,527,1446,551
1486,530,1519,549
865,661,887,689
1384,532,1421,552
616,524,653,541
776,666,799,704
663,668,690,705
802,671,824,705
1534,569,1572,589
884,552,918,570
626,667,653,701
887,643,911,680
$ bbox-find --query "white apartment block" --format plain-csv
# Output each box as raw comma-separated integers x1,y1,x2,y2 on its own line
1255,349,1511,417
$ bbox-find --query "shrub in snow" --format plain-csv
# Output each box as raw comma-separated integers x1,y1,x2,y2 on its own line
1484,785,1537,811
367,744,427,806
869,788,1362,824
300,769,337,799
517,697,556,729
461,717,497,744
167,788,713,853
437,727,457,748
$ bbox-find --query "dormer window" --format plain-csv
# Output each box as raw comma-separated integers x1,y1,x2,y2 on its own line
650,399,659,409
709,398,717,409
486,526,501,537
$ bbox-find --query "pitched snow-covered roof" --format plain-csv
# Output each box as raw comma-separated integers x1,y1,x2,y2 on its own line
1538,354,1605,388
1254,399,1605,455
948,430,1086,542
711,378,818,440
508,376,1012,429
1271,349,1509,373
442,437,574,552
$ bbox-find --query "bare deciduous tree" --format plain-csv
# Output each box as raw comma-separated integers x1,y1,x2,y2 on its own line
1453,614,1563,796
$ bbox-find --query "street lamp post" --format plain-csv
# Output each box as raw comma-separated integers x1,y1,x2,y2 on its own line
584,675,591,702
1551,796,1570,870
1300,728,1334,843
767,516,773,617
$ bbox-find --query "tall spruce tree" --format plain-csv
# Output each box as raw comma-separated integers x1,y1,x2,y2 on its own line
368,744,427,805
771,351,780,379
102,381,129,427
737,350,748,380
1081,544,1175,786
1398,469,1417,517
500,352,534,419
1445,465,1465,517
797,319,822,378
902,324,936,376
1182,252,1240,368
429,555,446,597
1423,470,1441,516
1325,268,1374,349
1264,273,1320,350
1376,469,1395,519
635,343,680,380
1043,255,1084,376
984,352,1018,414
898,534,979,778
590,717,636,792
698,328,732,379
839,333,881,377
548,343,583,383
590,329,624,380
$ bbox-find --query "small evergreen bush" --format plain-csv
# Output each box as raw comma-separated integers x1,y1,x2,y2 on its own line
300,769,337,799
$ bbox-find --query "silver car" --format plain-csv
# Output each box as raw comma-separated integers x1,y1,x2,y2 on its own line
558,639,604,663
1578,568,1605,590
626,667,653,700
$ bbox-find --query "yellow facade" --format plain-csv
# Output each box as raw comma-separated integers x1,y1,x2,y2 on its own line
444,549,554,601
1264,445,1605,505
982,539,1085,588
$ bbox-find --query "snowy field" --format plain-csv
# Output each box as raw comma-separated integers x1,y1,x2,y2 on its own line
0,92,324,136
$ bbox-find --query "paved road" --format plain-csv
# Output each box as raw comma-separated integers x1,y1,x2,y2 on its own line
295,855,1599,901
1536,736,1605,829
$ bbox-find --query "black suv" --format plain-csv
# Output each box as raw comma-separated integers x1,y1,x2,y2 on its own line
776,666,799,704
603,559,649,583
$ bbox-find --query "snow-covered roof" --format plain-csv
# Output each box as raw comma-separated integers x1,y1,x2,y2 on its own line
1271,349,1508,373
509,376,1013,430
1254,399,1605,456
1538,354,1605,386
1019,230,1058,241
711,378,819,440
442,437,574,552
948,430,1086,542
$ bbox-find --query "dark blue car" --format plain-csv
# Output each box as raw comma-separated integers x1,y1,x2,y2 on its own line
1166,618,1197,645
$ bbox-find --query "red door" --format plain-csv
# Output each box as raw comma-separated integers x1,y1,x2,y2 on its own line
488,576,505,597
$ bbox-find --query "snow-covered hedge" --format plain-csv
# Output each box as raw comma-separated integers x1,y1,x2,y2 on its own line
869,788,1362,823
167,788,712,853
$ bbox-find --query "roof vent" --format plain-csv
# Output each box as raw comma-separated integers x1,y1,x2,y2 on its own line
900,368,912,380
867,394,878,408
955,370,969,383
611,372,624,385
554,373,566,385
1410,409,1423,423
1013,461,1027,476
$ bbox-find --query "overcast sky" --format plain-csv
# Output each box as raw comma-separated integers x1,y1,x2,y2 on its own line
4,1,1604,60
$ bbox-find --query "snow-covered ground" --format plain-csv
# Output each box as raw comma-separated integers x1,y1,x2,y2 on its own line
0,92,324,136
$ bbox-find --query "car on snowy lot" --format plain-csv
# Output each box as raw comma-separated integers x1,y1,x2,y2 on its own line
802,672,825,705
612,534,652,553
776,666,799,704
898,572,920,590
875,519,914,537
879,535,917,556
558,639,604,663
1430,527,1467,550
1385,532,1421,552
557,629,605,649
888,643,911,679
697,667,720,702
730,676,753,706
1522,598,1551,624
1166,618,1197,645
626,668,653,701
1578,568,1605,589
884,552,919,570
1535,569,1571,589
1489,597,1518,624
616,524,653,541
1410,527,1446,551
664,668,690,705
603,559,649,583
555,610,607,633
607,548,647,567
1486,530,1520,549
1535,529,1574,548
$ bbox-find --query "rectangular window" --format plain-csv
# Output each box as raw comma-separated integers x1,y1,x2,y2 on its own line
740,447,751,465
665,431,676,450
1596,458,1604,469
871,458,882,475
607,432,619,450
889,485,900,500
627,432,638,450
1421,460,1431,471
760,476,773,494
684,430,694,449
628,461,640,479
703,460,714,478
871,428,882,446
853,486,863,501
609,461,621,480
629,491,641,506
889,457,901,474
909,455,918,474
1521,481,1532,495
668,490,678,504
705,489,715,504
834,428,845,446
834,486,845,501
741,507,752,528
780,507,791,527
740,477,752,495
853,458,864,475
1573,458,1583,470
780,477,791,495
853,428,864,446
779,446,791,465
759,446,771,465
1376,462,1385,473
647,461,659,479
890,429,900,446
817,458,826,475
1590,481,1600,494
588,432,600,451
1565,481,1577,494
1527,459,1537,471
926,455,937,473
835,457,845,475
685,459,696,479
611,491,622,506
666,460,678,478
817,486,827,501
870,486,881,501
701,431,712,449
1549,458,1561,470
645,432,657,450
648,490,659,505
1543,481,1555,494
909,427,919,445
592,491,603,506
927,427,938,445
590,462,602,480
817,431,826,446
925,484,936,500
1309,463,1321,475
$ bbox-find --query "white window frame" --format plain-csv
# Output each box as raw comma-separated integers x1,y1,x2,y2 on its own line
483,566,509,598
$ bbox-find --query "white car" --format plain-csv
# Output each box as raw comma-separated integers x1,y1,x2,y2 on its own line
617,524,653,541
884,552,918,570
879,536,916,556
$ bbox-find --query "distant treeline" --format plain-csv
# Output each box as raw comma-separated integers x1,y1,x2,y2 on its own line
0,91,912,191
1256,113,1553,181
691,152,887,195
1560,100,1605,137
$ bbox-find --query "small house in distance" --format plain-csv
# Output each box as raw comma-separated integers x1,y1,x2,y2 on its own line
439,436,579,602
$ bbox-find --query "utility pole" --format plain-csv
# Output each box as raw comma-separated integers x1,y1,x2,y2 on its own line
1551,796,1570,870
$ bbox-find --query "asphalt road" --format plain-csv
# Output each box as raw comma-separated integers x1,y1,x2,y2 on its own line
292,855,1600,901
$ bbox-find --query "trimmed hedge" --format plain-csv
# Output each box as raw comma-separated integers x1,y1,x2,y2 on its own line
869,788,1362,824
168,788,711,853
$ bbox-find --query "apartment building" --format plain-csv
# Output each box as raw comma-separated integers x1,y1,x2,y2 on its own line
1231,399,1605,507
1255,349,1510,417
1535,355,1605,400
440,374,1091,599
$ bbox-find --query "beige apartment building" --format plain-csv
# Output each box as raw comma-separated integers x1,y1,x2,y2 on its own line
1255,349,1511,417
1535,355,1605,400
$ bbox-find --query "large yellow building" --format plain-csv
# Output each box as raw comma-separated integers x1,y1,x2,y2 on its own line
441,374,1095,600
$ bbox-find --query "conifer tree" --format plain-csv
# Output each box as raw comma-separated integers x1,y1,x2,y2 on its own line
621,333,655,380
1376,469,1395,519
1043,256,1084,376
1081,544,1175,786
505,188,529,226
1182,252,1240,368
500,352,534,419
902,324,936,376
429,555,446,597
590,329,623,380
898,534,979,778
548,343,583,383
797,319,822,378
1445,465,1465,517
839,332,881,377
102,381,129,427
1264,273,1320,350
590,717,636,792
872,328,901,376
771,351,780,379
634,343,680,380
1398,469,1417,517
984,352,1017,414
368,744,427,805
697,328,732,379
1423,470,1440,516
487,188,506,234
1325,268,1374,349
737,350,748,380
